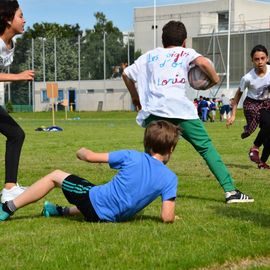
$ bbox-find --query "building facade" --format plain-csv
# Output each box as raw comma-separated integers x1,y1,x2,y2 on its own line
33,79,131,112
133,0,270,101
134,0,270,53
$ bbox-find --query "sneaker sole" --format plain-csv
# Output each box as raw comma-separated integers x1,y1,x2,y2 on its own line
226,199,254,204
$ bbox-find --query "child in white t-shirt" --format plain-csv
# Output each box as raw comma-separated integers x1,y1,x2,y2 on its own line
123,20,254,203
0,0,35,203
227,44,270,169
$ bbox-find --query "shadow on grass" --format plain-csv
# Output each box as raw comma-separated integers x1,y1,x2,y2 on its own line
178,194,223,203
226,163,254,169
10,214,85,222
9,213,161,223
214,206,270,228
131,215,161,222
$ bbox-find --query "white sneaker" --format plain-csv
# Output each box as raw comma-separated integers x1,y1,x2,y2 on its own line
1,184,28,203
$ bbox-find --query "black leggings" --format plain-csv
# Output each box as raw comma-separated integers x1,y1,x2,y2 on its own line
254,109,270,163
0,106,25,183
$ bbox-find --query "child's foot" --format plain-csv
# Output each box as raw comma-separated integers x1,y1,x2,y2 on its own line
249,148,260,164
0,203,11,221
42,201,62,217
1,184,27,203
225,190,254,203
258,161,270,170
241,132,249,139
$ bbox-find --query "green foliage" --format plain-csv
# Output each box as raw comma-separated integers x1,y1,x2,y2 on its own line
0,111,269,269
5,100,13,112
81,12,135,80
23,22,82,40
11,13,136,84
134,48,142,60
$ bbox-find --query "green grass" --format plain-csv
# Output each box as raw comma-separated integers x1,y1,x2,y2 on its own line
0,111,269,270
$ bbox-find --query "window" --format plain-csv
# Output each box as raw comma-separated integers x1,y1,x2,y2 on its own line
87,89,94,94
42,89,64,102
41,90,49,102
218,12,229,31
58,89,64,101
106,88,114,93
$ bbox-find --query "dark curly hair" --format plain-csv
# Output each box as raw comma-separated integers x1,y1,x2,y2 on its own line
162,20,187,48
0,0,19,35
250,44,268,58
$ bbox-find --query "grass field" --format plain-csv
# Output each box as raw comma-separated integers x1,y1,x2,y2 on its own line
0,111,269,270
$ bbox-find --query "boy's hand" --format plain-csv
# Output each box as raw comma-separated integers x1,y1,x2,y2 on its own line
76,148,109,163
76,147,91,161
226,115,235,128
18,70,35,81
132,97,142,111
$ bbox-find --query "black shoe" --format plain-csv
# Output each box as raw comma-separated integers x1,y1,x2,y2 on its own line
226,190,254,204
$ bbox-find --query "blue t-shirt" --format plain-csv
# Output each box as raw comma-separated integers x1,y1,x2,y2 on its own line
89,150,178,222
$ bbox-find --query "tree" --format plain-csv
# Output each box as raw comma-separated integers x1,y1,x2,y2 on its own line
8,14,140,104
9,23,82,104
81,12,136,80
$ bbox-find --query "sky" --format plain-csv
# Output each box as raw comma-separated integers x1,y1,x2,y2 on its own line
19,0,193,32
20,0,270,33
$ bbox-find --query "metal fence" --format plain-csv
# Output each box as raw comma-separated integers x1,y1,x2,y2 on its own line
6,33,135,107
5,28,270,109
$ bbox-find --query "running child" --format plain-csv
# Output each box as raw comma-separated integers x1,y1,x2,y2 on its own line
123,20,254,203
0,0,35,203
227,44,270,169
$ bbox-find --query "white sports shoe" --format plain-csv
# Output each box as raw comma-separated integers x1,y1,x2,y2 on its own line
1,184,28,203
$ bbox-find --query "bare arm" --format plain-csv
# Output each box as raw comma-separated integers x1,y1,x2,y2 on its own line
76,147,109,163
0,70,35,82
161,199,175,223
226,88,243,127
122,72,142,111
192,56,220,89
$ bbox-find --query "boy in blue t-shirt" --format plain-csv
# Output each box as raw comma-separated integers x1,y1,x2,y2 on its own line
0,120,180,223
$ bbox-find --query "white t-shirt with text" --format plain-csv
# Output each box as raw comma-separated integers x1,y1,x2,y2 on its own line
124,46,201,126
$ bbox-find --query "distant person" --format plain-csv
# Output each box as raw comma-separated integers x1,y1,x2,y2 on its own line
122,20,253,203
0,0,35,203
227,44,270,169
209,98,217,122
198,97,209,122
0,120,180,223
220,94,231,121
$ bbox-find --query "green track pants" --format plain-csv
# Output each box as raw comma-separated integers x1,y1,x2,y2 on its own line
144,115,236,192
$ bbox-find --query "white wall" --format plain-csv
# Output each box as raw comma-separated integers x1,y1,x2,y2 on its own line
0,82,4,106
34,79,132,112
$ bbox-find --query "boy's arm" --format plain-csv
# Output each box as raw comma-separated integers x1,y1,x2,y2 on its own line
226,88,243,127
76,147,109,163
192,56,220,89
161,199,175,223
0,70,35,82
122,72,142,111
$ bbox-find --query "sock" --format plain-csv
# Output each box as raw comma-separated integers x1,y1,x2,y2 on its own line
62,207,70,216
3,200,17,214
56,205,70,216
225,190,237,198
